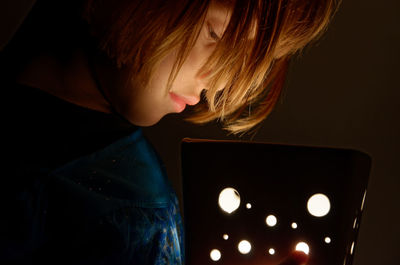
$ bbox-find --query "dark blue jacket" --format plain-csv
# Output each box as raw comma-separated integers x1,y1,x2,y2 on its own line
1,84,184,265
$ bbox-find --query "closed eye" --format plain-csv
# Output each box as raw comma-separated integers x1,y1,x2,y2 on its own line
208,24,221,41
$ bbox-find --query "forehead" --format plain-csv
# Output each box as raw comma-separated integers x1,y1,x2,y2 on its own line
206,1,232,31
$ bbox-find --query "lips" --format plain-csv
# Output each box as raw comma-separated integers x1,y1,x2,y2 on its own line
169,92,199,113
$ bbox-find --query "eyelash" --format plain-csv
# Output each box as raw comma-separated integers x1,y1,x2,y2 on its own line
208,24,220,41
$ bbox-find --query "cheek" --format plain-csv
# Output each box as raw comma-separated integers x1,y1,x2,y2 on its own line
121,54,180,126
169,45,215,90
123,87,167,126
190,41,216,70
154,51,178,89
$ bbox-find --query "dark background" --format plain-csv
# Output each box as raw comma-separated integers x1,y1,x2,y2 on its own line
144,0,400,265
1,0,399,264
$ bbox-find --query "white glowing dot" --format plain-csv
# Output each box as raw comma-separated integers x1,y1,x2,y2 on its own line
246,203,252,209
210,249,221,261
218,188,241,214
350,242,355,255
223,234,229,240
361,190,367,211
266,215,277,227
295,242,310,255
307,193,331,217
268,248,275,255
238,240,252,254
291,222,298,229
325,237,331,244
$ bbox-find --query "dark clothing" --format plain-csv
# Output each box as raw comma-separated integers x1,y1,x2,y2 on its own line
1,83,184,264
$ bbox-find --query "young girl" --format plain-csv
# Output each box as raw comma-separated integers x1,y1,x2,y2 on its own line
0,0,339,264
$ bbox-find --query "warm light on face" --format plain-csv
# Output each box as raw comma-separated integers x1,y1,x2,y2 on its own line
268,248,275,255
218,188,241,214
266,215,277,227
295,242,310,255
120,1,235,126
307,193,331,217
291,222,298,229
238,240,252,254
210,249,221,261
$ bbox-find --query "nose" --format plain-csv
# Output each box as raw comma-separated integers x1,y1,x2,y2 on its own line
196,71,224,96
196,70,209,86
192,71,207,99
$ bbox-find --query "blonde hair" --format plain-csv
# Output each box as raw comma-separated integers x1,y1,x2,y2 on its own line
83,0,340,133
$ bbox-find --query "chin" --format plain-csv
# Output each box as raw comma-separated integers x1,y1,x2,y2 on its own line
127,114,163,127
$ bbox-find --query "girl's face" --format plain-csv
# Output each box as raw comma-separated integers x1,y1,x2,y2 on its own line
109,1,231,126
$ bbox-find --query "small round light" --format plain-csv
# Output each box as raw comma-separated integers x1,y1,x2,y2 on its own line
223,234,229,240
268,248,275,255
218,188,241,214
325,237,331,244
307,193,331,217
238,240,252,254
266,215,277,227
210,249,221,261
291,222,298,229
246,203,252,209
295,242,310,255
